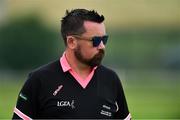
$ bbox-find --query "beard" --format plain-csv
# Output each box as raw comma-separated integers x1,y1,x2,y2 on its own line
74,45,105,67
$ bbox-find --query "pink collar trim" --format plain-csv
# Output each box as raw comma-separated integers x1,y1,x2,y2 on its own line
60,52,97,89
60,53,71,72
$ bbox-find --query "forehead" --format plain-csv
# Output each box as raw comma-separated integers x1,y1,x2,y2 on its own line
83,21,106,36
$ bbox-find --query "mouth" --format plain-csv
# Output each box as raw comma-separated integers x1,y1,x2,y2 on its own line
89,49,105,67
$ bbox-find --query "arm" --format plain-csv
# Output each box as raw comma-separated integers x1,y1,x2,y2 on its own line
12,73,40,119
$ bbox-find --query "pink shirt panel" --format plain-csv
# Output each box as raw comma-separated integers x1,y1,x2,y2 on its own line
60,53,97,89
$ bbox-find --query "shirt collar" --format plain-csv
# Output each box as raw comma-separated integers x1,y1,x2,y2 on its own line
60,52,97,72
60,52,71,72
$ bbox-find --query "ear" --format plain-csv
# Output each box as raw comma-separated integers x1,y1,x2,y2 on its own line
66,36,77,49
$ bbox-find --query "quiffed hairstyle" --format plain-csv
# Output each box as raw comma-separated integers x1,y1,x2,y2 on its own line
61,9,104,46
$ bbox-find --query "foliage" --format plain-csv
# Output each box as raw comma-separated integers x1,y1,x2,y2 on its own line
0,14,180,70
0,14,60,70
104,28,180,69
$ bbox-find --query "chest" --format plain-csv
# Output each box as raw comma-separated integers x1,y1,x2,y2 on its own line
37,73,118,118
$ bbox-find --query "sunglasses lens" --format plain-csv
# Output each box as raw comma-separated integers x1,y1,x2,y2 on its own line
102,36,108,45
92,36,108,47
92,37,101,47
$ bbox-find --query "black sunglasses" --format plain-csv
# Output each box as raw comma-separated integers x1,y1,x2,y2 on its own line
72,35,108,47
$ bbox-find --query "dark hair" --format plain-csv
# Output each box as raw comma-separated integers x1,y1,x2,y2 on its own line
61,9,104,45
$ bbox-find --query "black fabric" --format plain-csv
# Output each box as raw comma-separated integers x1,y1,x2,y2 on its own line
12,60,129,119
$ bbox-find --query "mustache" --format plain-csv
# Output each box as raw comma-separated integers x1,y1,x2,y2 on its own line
96,49,105,58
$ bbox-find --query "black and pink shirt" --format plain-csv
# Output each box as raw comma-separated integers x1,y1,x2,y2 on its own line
12,53,131,119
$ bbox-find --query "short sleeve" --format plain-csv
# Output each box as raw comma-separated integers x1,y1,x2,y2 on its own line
114,73,131,119
12,72,40,119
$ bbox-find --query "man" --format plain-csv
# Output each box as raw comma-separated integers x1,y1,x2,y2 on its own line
13,9,131,119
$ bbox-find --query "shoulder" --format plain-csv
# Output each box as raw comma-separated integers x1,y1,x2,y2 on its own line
96,65,120,85
97,65,119,77
29,59,61,77
23,59,62,85
20,60,62,94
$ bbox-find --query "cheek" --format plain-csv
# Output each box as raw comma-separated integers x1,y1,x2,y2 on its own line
78,42,97,58
81,47,97,58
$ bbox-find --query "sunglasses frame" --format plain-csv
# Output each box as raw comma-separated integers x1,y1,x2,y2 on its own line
71,35,108,47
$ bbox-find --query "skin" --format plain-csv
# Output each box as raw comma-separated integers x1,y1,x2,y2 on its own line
65,21,106,79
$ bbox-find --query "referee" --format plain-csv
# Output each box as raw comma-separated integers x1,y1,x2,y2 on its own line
12,8,131,119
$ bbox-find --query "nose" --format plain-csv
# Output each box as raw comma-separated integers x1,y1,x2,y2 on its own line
97,41,105,49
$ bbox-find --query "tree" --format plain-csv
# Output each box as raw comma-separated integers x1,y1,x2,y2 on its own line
0,14,60,70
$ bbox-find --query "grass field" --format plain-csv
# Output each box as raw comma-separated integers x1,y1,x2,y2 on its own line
0,70,180,119
125,80,180,118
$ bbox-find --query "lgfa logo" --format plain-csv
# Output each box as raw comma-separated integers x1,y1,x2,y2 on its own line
57,100,75,109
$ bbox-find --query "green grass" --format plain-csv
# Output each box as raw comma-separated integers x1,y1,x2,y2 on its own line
0,72,180,119
125,82,180,118
0,80,23,118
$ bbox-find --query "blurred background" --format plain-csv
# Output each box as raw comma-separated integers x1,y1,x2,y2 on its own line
0,0,180,119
